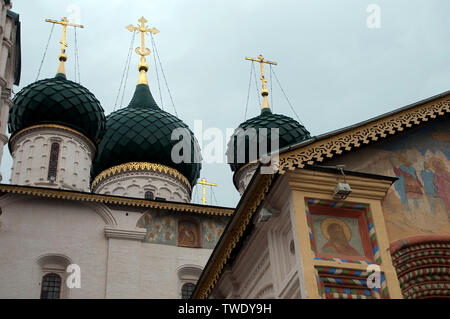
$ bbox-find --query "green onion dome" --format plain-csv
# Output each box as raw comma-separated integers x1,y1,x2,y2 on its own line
227,108,311,172
92,83,202,187
8,73,106,144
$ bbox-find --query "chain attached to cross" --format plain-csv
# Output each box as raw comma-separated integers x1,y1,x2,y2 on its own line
126,16,160,84
245,54,277,110
45,17,84,75
197,178,217,205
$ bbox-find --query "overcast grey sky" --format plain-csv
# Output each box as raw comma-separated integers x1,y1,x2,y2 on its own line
2,0,449,207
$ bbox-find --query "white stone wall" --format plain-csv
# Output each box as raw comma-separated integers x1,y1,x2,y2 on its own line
0,196,108,298
0,194,211,299
212,177,306,299
234,163,258,196
9,126,95,192
93,169,191,202
0,1,19,180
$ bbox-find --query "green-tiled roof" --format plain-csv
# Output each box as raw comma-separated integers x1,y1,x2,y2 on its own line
92,84,201,186
226,108,311,172
8,73,106,143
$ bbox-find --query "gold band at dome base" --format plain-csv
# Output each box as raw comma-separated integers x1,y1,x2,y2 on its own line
9,123,97,152
91,162,191,191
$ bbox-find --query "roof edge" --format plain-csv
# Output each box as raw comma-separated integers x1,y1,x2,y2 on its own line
0,183,234,216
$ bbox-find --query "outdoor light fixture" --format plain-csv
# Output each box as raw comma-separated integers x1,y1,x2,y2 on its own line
257,208,280,223
333,165,352,200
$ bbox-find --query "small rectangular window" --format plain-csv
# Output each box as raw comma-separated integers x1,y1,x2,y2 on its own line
48,142,60,181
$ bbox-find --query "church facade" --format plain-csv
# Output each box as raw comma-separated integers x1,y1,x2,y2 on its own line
0,8,232,299
0,2,449,300
194,91,450,299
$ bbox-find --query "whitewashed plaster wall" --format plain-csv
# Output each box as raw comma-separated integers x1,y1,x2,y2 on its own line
212,177,306,299
9,126,95,192
0,194,210,299
233,163,258,196
0,1,19,180
93,170,191,203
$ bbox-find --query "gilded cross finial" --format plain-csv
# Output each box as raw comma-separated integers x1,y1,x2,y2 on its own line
245,54,278,110
197,178,217,205
126,16,160,85
45,17,84,76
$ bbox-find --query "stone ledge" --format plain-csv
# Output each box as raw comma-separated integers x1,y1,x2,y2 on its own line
104,226,147,241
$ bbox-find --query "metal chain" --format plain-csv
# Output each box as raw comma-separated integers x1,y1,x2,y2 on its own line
252,62,261,109
151,34,178,117
270,64,273,111
272,68,305,126
74,27,81,83
114,31,135,111
120,31,135,108
244,62,253,120
211,186,218,206
150,34,164,110
35,23,55,81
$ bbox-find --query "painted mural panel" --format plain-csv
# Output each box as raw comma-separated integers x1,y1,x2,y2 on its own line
178,219,200,247
327,118,450,241
136,210,229,248
202,217,227,249
136,210,176,245
312,215,365,257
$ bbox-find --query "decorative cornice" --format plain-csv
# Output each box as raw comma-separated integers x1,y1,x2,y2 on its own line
0,184,233,217
9,123,96,153
193,172,275,299
278,95,450,173
287,169,394,200
91,162,191,191
104,226,147,241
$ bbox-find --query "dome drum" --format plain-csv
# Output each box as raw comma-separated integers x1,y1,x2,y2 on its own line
91,162,191,202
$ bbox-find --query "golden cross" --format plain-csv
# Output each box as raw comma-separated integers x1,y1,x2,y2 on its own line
245,55,277,110
126,16,160,85
197,178,217,205
45,17,84,75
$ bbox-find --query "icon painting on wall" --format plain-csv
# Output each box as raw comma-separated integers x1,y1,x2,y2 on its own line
307,202,374,262
313,215,364,257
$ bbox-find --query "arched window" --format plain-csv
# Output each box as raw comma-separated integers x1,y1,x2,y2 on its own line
144,191,154,200
181,283,196,299
177,265,203,299
47,142,60,181
37,254,71,299
40,273,62,299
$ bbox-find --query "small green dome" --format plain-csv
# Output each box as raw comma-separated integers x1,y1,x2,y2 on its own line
92,84,201,186
227,108,311,172
8,73,106,143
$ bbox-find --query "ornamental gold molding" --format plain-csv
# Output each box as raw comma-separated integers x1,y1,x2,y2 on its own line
9,123,96,152
0,184,233,217
278,96,450,173
91,162,191,191
193,172,275,299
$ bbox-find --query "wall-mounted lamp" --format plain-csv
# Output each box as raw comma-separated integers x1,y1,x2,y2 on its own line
257,208,280,223
333,165,352,200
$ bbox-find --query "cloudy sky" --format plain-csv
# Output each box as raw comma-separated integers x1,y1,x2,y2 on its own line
3,0,449,207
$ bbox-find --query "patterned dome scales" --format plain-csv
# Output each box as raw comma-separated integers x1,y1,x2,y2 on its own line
9,73,106,143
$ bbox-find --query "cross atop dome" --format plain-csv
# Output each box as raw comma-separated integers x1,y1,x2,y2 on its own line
245,54,277,110
45,17,84,76
126,16,160,85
